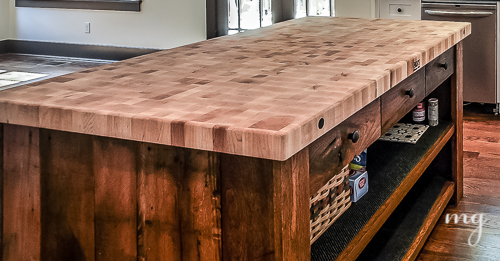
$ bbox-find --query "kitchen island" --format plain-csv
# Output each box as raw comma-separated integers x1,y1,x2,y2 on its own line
0,17,469,260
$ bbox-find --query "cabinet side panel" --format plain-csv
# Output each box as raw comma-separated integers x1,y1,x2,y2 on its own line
93,137,137,261
39,129,94,261
452,43,464,204
137,143,182,261
274,149,311,260
3,125,41,261
221,154,275,260
179,149,221,261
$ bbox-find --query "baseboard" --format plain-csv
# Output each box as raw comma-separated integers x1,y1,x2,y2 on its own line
0,40,161,61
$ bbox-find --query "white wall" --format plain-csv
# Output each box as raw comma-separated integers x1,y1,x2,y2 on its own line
11,0,206,49
0,0,10,40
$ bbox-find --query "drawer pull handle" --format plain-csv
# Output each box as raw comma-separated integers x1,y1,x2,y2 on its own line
348,130,360,143
439,62,448,70
405,88,415,98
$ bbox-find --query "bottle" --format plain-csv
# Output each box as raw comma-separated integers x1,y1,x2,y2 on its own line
413,102,425,123
428,98,439,126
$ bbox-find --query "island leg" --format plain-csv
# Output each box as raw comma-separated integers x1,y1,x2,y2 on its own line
221,149,310,260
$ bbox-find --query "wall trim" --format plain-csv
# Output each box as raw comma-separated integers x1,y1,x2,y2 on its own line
15,0,141,12
0,40,161,61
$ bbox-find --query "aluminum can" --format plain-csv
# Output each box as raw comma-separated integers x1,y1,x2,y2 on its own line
413,102,425,123
428,98,438,126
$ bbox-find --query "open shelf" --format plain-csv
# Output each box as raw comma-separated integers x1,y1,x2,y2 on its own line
357,173,455,261
311,121,455,261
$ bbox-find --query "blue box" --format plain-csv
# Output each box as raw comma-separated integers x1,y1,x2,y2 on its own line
349,171,369,202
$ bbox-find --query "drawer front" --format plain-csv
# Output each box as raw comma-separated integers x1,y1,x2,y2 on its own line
426,47,455,95
309,98,381,197
381,68,425,133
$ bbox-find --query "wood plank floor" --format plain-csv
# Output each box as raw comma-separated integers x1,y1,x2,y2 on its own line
418,103,500,261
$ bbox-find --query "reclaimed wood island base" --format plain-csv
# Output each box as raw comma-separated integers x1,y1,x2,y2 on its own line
0,17,469,260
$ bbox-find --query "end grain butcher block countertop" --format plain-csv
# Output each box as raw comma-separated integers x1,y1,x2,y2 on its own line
0,17,470,161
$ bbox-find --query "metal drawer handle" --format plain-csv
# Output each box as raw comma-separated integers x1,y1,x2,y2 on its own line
439,62,448,70
348,130,360,143
405,88,415,98
424,10,493,17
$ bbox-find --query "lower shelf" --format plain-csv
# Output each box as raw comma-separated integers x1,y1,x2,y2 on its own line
311,122,455,261
357,174,455,261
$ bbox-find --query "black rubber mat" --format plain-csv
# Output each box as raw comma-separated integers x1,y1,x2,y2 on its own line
310,122,451,260
357,173,448,261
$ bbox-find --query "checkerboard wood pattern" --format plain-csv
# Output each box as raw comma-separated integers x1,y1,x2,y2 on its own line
0,17,470,160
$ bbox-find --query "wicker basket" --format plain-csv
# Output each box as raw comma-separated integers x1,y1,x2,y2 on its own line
310,165,352,244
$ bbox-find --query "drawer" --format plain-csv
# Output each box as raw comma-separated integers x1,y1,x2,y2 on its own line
309,98,381,196
426,47,454,95
381,68,425,133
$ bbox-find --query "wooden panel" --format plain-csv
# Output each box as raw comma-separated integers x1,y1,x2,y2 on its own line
179,149,221,260
3,124,41,261
221,154,275,260
451,42,464,204
221,150,309,260
137,143,182,261
309,99,381,197
426,47,455,95
404,181,454,261
93,137,137,261
381,68,425,133
39,129,94,260
273,149,310,260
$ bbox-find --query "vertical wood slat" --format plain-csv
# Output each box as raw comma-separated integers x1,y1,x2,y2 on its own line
180,149,221,261
93,137,137,261
221,149,310,260
452,42,464,204
39,129,94,261
137,143,182,261
3,124,41,261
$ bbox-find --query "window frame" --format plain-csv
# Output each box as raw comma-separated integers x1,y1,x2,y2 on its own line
15,0,142,12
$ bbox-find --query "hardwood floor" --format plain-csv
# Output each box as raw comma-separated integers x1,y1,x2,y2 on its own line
418,103,500,261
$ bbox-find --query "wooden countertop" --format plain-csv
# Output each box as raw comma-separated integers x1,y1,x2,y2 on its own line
0,17,470,161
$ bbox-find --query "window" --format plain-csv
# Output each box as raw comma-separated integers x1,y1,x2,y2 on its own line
15,0,141,12
296,0,334,18
228,0,273,34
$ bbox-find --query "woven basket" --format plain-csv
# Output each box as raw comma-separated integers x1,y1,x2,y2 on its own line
310,165,352,244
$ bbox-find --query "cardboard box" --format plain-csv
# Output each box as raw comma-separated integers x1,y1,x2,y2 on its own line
349,171,368,202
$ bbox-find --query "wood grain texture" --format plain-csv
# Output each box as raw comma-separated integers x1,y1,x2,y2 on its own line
137,143,182,261
179,149,221,261
335,124,455,261
425,47,455,96
3,124,41,261
93,137,137,261
39,129,94,261
0,18,471,161
221,149,309,260
404,181,454,261
451,43,464,205
381,68,425,133
309,98,380,197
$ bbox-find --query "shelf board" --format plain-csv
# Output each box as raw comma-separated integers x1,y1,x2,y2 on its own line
357,174,455,261
311,122,455,261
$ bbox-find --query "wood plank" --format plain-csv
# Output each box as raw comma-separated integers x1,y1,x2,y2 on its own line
451,42,464,204
179,149,221,261
137,143,182,261
274,149,310,260
3,124,41,261
404,181,455,261
39,129,94,260
221,154,276,260
335,124,455,261
221,150,309,260
93,137,137,261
